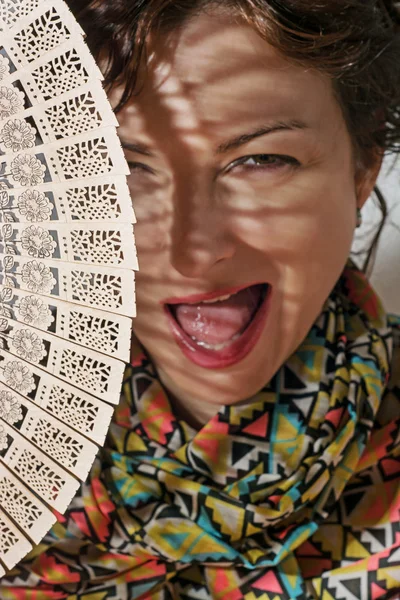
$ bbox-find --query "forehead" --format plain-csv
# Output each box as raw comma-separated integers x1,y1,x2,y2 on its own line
113,10,342,142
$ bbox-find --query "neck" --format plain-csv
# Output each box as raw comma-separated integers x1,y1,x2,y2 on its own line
154,364,220,430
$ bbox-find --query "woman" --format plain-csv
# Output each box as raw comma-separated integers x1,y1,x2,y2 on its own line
0,0,399,598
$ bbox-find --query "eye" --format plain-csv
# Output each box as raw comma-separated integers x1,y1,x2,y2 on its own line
127,161,155,175
226,154,300,173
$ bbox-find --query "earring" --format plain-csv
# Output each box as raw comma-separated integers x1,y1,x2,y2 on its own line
356,208,363,228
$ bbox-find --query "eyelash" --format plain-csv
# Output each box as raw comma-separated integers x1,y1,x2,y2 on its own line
127,154,300,176
127,162,155,174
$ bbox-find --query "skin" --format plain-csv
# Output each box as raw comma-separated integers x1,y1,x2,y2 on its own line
108,9,381,429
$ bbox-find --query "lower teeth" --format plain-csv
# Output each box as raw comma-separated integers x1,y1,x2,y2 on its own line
190,332,242,351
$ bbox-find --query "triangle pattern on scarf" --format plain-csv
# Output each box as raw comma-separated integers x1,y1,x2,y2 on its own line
281,364,308,391
341,577,362,599
343,491,365,516
1,259,397,600
243,413,270,438
231,441,255,465
291,395,316,420
252,570,284,593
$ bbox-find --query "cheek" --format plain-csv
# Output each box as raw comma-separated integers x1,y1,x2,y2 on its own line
130,178,172,256
219,169,356,259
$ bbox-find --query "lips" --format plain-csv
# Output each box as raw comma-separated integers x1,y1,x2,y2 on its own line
163,283,272,369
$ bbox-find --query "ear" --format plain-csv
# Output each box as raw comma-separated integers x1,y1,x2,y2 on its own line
354,149,384,209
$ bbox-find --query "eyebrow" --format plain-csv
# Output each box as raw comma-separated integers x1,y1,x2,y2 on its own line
215,119,309,154
120,119,308,158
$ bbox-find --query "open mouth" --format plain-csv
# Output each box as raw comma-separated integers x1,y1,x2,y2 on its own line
163,283,272,369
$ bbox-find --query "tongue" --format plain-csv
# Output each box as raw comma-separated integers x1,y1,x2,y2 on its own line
173,284,263,344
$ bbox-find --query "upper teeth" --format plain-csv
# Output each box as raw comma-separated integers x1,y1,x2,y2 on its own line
202,293,233,304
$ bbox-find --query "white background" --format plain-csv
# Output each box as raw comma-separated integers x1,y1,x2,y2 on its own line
352,155,400,314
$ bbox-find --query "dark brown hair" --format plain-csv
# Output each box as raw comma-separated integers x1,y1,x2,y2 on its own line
67,0,400,276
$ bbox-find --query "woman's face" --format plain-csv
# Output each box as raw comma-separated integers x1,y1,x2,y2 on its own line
110,9,378,420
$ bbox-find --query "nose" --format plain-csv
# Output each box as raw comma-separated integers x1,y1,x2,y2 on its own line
169,179,235,278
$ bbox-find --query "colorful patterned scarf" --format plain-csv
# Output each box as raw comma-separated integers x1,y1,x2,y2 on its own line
0,258,399,599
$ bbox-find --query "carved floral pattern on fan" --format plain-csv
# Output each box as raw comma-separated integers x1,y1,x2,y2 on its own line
59,349,112,396
0,0,41,29
33,47,91,101
44,385,102,436
0,390,22,425
11,329,46,363
57,136,114,179
3,360,34,394
13,6,72,64
16,296,54,328
71,271,124,310
0,424,8,451
21,225,56,258
17,190,53,222
0,86,24,120
0,56,10,81
28,417,83,470
21,261,56,294
0,513,22,567
0,473,48,535
0,287,13,321
0,285,129,359
11,154,46,187
0,183,9,226
46,91,105,139
10,446,65,505
68,312,120,354
71,229,123,264
0,119,37,153
66,183,122,220
0,0,136,573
